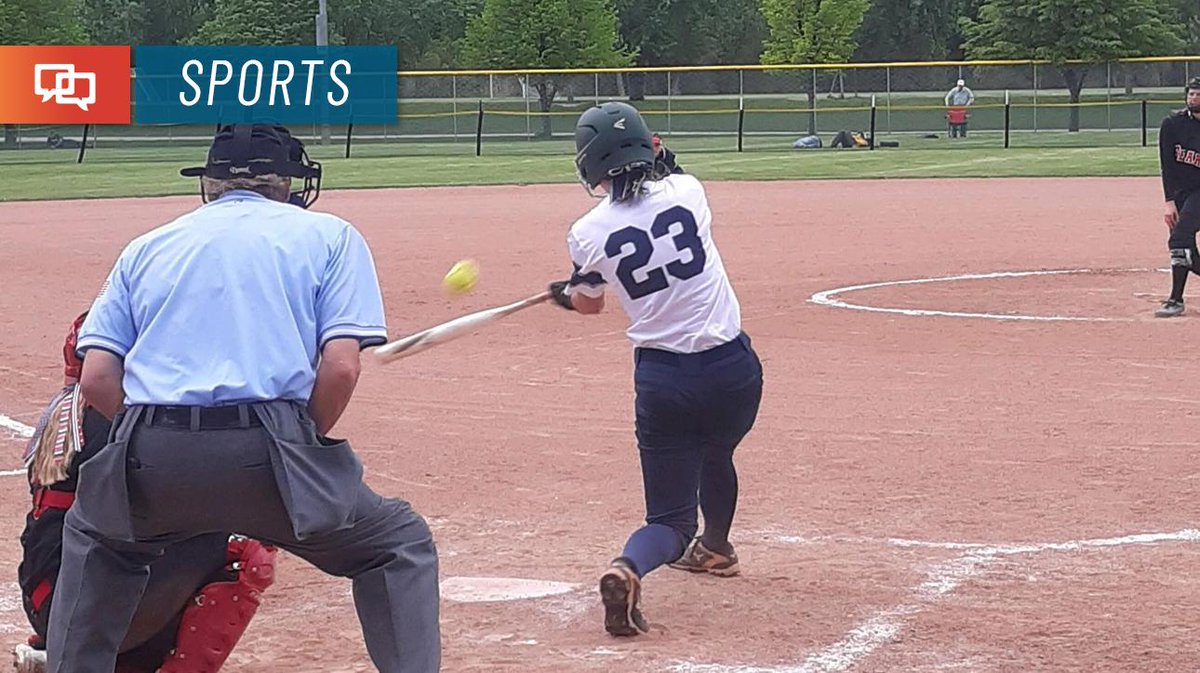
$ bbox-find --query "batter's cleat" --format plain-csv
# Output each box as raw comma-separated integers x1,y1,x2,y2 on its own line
670,539,740,577
599,562,649,636
13,643,46,673
1156,299,1185,318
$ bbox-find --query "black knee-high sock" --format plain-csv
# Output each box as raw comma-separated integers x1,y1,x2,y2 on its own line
1172,262,1190,301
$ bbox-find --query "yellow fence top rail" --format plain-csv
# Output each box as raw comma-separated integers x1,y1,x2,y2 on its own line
398,55,1200,78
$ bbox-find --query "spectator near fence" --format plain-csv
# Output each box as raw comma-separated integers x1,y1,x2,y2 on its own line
945,79,975,138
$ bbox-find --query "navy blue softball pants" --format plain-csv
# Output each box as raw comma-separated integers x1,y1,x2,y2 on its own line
618,332,763,577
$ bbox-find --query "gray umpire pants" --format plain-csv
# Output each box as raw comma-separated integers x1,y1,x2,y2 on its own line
46,401,440,673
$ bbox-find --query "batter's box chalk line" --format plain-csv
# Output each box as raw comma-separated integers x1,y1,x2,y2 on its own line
0,413,32,477
440,577,579,603
671,529,1200,673
809,267,1167,323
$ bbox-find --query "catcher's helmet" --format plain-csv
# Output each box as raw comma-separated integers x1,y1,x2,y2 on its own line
181,124,321,206
574,102,655,193
63,311,87,381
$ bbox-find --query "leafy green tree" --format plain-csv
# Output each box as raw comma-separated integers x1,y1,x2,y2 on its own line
613,0,764,65
403,0,483,68
759,0,872,134
79,0,144,44
463,0,631,137
711,0,770,64
142,0,211,44
188,0,316,46
0,0,86,45
329,0,479,67
854,0,975,61
1170,0,1200,50
962,0,1185,131
81,0,210,45
613,0,765,99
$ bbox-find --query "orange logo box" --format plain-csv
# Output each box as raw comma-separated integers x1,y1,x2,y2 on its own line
0,46,130,124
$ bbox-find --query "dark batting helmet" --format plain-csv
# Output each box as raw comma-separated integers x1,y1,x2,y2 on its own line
574,102,655,201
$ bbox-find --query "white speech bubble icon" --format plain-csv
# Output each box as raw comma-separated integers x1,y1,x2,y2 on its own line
56,70,95,111
34,64,98,111
34,64,73,102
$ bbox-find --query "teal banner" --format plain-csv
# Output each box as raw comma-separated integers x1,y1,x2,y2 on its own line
134,46,397,124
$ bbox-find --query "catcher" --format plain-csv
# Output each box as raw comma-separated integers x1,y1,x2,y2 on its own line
13,328,277,672
651,133,684,177
16,127,325,673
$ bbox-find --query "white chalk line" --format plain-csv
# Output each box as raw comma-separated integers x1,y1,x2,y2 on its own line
672,529,1200,673
0,582,29,635
440,577,579,603
884,154,1018,176
808,268,1162,322
0,414,33,439
0,413,33,477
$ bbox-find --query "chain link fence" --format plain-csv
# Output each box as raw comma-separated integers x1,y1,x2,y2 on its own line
3,57,1196,164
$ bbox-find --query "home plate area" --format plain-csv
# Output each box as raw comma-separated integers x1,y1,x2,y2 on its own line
433,528,1200,673
3,180,1199,673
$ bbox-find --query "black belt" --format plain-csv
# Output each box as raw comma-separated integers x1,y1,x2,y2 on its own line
143,404,262,430
635,332,751,366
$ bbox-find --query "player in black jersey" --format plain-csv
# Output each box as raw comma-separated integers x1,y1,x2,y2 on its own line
1156,77,1200,317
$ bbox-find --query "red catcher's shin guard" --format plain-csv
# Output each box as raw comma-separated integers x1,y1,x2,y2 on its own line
158,538,277,673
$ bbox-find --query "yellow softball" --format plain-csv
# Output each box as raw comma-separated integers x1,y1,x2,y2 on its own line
442,259,480,296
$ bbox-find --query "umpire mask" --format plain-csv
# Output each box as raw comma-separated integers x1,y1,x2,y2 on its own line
180,124,321,205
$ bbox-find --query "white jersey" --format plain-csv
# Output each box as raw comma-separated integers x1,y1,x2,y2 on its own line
565,173,742,353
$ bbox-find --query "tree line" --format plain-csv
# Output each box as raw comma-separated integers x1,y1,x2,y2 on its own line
4,0,1197,68
2,0,1197,133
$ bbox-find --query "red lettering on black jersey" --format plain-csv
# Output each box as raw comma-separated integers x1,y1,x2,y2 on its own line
1176,144,1200,168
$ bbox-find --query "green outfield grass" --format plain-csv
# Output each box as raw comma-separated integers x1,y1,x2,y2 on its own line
0,142,1161,202
2,88,1180,153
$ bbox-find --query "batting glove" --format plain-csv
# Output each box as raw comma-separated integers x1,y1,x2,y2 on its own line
548,280,575,311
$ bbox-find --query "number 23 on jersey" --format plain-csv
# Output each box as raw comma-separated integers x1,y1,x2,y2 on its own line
605,205,707,300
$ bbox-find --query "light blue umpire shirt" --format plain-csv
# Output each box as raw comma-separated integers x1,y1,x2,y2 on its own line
76,190,388,406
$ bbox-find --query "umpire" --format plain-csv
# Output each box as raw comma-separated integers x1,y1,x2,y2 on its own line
48,124,441,673
1157,77,1200,317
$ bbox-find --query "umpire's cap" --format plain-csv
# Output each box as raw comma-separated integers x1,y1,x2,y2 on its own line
1188,77,1200,92
574,102,655,189
180,124,319,180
